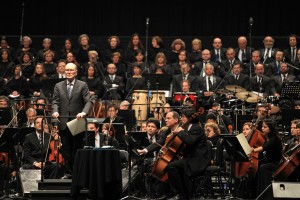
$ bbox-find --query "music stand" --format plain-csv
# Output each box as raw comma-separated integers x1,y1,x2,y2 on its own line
0,108,12,125
280,81,300,99
281,108,300,128
99,122,125,147
121,134,142,200
41,78,65,99
128,131,148,149
0,127,19,196
118,110,136,131
144,74,172,90
222,134,250,197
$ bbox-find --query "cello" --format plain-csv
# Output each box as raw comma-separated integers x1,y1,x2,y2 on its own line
273,143,300,181
235,104,269,178
151,112,200,182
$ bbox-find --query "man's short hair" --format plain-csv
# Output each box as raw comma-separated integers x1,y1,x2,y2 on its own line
147,118,160,130
206,113,217,121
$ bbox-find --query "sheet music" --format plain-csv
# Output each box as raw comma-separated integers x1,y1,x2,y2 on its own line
67,118,86,136
236,133,252,157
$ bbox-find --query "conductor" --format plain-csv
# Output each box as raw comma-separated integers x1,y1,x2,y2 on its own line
51,63,93,179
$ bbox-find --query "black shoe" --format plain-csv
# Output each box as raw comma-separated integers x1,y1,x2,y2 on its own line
61,174,72,179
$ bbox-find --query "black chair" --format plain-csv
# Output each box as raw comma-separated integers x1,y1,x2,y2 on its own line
192,139,228,199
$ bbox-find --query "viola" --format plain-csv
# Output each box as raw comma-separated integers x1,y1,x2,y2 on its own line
48,128,64,164
151,112,200,182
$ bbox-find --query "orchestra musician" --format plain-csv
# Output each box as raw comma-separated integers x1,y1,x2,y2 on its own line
283,119,300,156
86,122,119,148
22,116,57,179
252,119,282,198
0,96,17,196
21,108,36,127
138,110,210,199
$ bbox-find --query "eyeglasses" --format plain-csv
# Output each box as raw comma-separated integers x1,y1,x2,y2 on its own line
108,110,116,112
65,69,75,72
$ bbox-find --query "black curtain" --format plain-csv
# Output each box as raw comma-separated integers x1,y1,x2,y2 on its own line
1,0,298,37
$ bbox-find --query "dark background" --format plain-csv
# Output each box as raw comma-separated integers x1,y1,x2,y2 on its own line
1,0,298,50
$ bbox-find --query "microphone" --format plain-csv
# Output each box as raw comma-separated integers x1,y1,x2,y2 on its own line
249,17,253,26
146,18,149,26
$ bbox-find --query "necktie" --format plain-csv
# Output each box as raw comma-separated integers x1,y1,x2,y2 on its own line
265,48,270,59
38,134,42,144
258,77,263,92
67,83,73,97
183,75,186,80
242,50,246,62
292,48,296,61
235,75,238,80
216,50,220,62
283,74,286,82
208,77,213,91
277,62,281,75
110,75,114,82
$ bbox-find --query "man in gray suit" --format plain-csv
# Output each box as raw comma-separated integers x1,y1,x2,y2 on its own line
52,63,93,178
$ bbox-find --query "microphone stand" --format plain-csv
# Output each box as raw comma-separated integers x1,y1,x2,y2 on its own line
208,64,234,103
249,17,253,91
19,0,25,46
145,17,150,72
284,61,300,71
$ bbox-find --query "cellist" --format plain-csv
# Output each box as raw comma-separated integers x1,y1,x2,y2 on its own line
138,109,210,199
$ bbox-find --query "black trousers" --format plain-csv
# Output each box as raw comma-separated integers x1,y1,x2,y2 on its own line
59,128,84,174
256,161,280,198
22,163,58,179
167,159,191,198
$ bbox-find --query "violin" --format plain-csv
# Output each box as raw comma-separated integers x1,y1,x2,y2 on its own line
48,126,64,164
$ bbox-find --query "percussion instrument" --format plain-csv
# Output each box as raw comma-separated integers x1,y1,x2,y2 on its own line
236,91,260,103
150,91,166,112
266,96,280,114
132,90,148,126
173,92,197,107
226,85,247,93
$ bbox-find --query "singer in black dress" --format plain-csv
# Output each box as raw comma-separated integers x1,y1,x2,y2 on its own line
126,63,146,95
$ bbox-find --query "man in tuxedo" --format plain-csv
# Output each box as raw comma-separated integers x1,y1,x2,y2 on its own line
172,62,198,93
22,116,57,179
49,59,66,79
219,47,243,78
86,122,119,148
235,36,253,65
271,62,296,96
52,63,93,178
102,63,125,100
225,63,250,90
250,63,272,97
